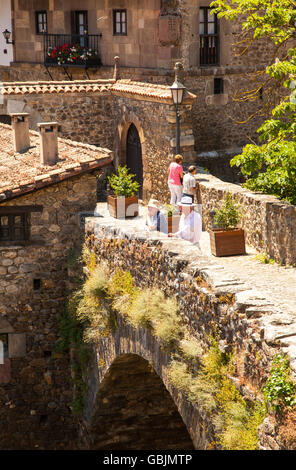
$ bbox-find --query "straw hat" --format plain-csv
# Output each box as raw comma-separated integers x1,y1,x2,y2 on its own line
148,199,161,210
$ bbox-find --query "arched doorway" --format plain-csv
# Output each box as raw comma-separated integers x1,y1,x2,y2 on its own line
126,123,143,198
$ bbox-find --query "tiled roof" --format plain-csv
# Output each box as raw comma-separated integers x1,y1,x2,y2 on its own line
0,124,113,203
0,79,114,95
111,80,196,103
0,79,196,103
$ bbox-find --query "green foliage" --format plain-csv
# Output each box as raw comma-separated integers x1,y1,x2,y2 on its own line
211,0,296,204
163,204,178,217
214,192,243,230
231,140,296,204
263,354,296,412
81,245,97,273
56,294,92,415
255,252,276,264
108,165,140,197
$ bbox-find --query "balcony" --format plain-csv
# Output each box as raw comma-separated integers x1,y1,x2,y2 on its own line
43,34,101,73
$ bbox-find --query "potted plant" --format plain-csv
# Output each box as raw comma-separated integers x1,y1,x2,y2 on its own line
163,204,181,233
107,166,140,218
210,192,246,256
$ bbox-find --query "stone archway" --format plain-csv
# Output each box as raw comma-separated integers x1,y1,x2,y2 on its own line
84,354,194,450
80,315,213,450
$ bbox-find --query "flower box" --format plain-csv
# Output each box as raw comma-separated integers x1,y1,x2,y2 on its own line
167,215,180,233
107,195,139,219
210,228,246,257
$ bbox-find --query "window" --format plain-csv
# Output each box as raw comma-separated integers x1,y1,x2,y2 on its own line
0,334,8,359
214,77,224,94
199,7,219,66
71,11,88,46
0,212,30,243
35,11,47,34
113,9,127,35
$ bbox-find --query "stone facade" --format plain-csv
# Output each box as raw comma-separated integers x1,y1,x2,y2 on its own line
0,148,113,449
0,77,196,202
0,0,276,184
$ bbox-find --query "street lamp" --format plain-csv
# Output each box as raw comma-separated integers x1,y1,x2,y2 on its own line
2,29,14,45
170,62,186,156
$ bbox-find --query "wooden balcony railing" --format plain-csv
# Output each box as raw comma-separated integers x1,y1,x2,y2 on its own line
200,34,219,66
44,34,101,68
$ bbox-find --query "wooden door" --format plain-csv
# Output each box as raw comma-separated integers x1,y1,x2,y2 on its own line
126,124,143,198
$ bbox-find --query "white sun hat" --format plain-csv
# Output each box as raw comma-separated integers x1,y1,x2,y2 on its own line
148,199,161,209
177,196,197,207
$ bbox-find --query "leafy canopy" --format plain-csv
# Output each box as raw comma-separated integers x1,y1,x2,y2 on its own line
211,0,296,204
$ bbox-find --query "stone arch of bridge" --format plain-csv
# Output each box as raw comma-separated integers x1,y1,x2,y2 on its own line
82,353,194,450
80,316,212,450
116,111,149,201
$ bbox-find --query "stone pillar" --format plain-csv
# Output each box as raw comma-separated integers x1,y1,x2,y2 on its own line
38,122,59,166
10,113,30,153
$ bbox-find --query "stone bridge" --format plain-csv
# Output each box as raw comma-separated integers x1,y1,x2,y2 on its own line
75,203,296,450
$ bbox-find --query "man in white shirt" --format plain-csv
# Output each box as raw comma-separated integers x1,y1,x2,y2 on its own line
168,196,202,245
182,166,197,203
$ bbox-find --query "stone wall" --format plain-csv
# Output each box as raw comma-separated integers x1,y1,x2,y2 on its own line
0,169,111,449
0,90,116,150
197,171,296,265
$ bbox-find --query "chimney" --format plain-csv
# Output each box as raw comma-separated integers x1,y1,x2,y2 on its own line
38,122,59,166
10,113,30,153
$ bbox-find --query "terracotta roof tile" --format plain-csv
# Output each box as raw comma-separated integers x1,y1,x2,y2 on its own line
0,123,113,203
0,78,197,103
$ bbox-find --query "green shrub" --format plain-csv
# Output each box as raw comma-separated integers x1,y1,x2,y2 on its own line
108,165,140,197
263,354,296,412
214,192,243,230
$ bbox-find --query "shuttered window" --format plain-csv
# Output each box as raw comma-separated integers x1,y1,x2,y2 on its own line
113,10,127,36
199,7,219,66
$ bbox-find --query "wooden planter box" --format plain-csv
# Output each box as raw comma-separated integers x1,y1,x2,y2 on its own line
108,195,139,218
210,228,246,257
167,215,180,234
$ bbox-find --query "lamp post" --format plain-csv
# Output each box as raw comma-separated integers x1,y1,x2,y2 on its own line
2,29,14,45
170,62,186,156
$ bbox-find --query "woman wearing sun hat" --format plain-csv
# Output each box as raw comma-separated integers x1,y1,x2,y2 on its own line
168,196,202,244
146,199,168,234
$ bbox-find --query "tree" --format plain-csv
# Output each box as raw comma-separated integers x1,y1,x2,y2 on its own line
211,0,296,204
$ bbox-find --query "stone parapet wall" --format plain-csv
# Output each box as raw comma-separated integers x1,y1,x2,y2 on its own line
196,171,296,265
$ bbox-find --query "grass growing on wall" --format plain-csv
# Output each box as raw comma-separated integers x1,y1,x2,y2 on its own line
62,249,270,447
168,337,266,450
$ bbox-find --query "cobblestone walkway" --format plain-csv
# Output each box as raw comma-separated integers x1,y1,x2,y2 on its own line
199,231,296,317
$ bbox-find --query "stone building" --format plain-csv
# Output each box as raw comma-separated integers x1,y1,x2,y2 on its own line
0,73,197,203
0,0,272,181
0,117,113,449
